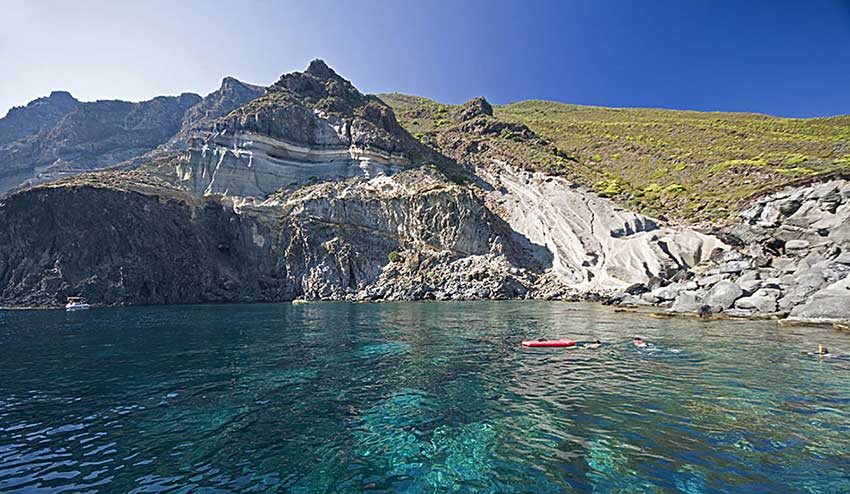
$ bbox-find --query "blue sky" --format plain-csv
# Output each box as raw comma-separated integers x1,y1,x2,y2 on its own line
1,0,849,118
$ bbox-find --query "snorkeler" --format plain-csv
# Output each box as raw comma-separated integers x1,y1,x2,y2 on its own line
584,339,602,349
632,336,648,348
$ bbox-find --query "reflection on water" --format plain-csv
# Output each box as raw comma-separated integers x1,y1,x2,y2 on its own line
1,302,849,493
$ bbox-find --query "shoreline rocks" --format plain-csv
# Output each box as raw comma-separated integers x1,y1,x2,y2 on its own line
609,179,850,325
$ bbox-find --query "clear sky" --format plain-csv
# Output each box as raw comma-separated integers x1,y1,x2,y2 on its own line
1,0,849,118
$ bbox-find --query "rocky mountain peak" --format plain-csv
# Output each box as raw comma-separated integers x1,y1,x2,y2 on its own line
458,97,493,121
219,76,252,93
221,75,241,86
0,90,81,146
176,93,203,106
305,59,337,79
268,60,366,113
47,91,78,104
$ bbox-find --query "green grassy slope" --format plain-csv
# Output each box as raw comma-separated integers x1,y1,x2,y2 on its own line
379,93,850,222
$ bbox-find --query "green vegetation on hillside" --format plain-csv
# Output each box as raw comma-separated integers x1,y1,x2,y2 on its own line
379,93,850,222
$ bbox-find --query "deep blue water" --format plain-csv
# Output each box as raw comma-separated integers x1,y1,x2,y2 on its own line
1,302,849,493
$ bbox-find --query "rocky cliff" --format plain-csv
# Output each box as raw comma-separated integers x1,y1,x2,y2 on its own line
171,60,421,196
0,168,533,305
0,77,265,194
0,60,847,326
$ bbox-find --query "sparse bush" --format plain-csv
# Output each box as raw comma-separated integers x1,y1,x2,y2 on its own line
595,178,625,196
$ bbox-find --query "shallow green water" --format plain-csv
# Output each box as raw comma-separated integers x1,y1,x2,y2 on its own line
1,302,849,493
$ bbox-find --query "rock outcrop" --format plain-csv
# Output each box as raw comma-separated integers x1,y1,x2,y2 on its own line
477,165,724,292
160,77,266,150
0,93,201,193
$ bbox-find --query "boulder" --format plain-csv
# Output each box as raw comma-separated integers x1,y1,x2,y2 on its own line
724,308,755,318
703,280,744,311
818,189,843,213
757,204,781,227
777,270,828,311
734,288,780,313
738,279,762,296
651,284,683,302
789,278,850,322
778,199,802,216
738,270,761,283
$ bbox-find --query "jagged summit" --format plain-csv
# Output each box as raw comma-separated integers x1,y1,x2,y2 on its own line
266,59,368,116
219,76,264,93
217,61,414,151
221,75,242,86
304,58,338,79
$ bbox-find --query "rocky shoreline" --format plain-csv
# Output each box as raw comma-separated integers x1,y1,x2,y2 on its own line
608,179,850,325
0,61,847,327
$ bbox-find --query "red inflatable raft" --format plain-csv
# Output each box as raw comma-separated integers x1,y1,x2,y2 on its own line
522,339,576,348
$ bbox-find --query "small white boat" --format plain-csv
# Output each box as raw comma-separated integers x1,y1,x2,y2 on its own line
65,297,90,311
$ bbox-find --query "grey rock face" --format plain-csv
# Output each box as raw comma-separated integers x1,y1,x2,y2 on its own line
0,76,267,195
0,169,539,306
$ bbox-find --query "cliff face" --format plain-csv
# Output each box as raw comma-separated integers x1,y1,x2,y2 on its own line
162,77,266,150
0,169,532,305
0,91,81,191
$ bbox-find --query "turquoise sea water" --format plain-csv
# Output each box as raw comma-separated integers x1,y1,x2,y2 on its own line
1,302,849,493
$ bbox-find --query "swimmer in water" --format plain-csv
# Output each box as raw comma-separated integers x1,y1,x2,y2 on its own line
584,339,602,349
632,336,648,347
816,343,829,355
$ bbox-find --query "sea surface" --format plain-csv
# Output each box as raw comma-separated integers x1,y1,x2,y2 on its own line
1,302,849,494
